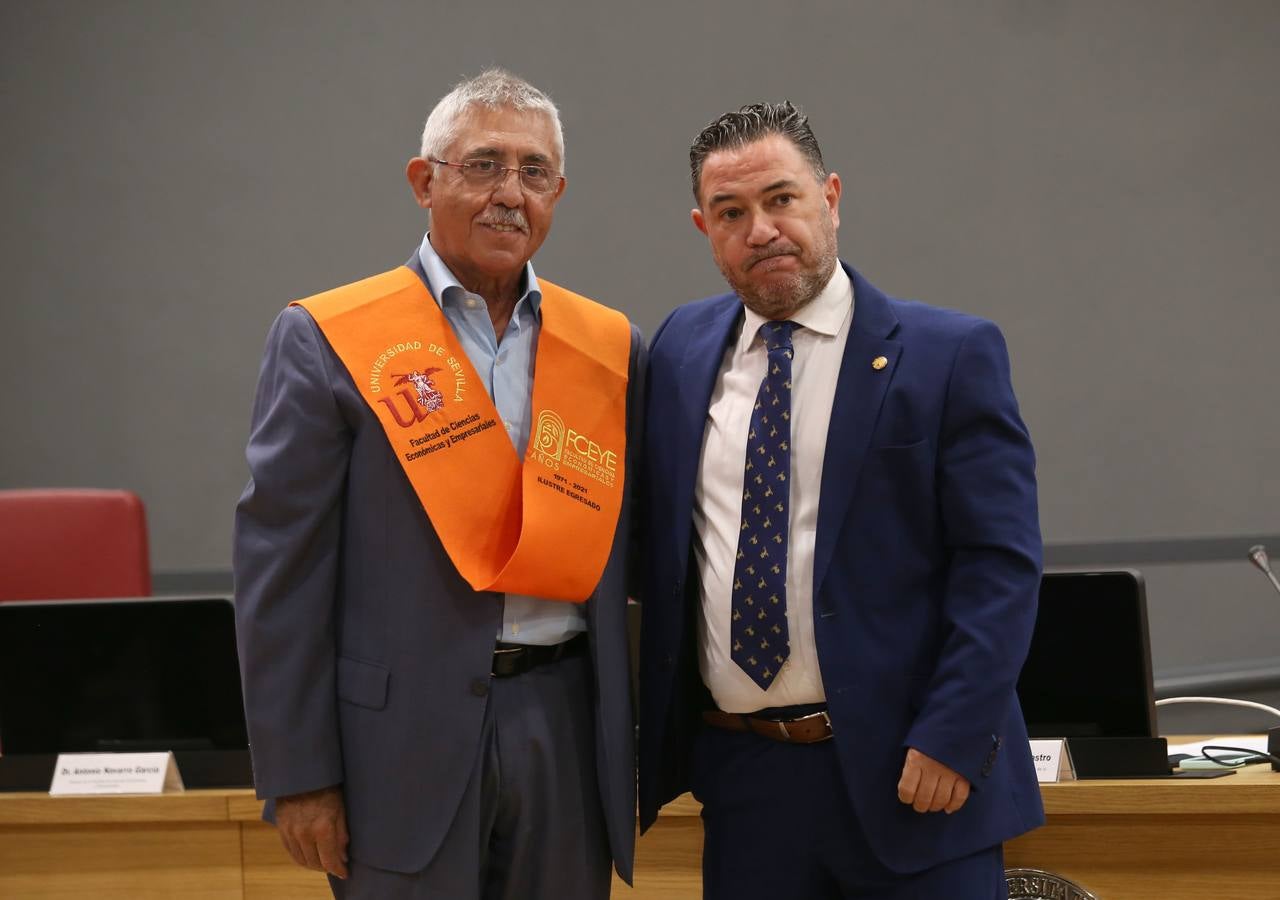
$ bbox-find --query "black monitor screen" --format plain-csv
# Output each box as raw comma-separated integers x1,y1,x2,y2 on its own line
1016,570,1158,739
0,596,249,755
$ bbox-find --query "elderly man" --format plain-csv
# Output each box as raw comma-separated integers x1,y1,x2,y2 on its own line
234,69,641,900
639,102,1044,897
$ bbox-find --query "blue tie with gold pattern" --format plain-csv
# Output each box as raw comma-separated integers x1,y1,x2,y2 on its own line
730,320,795,690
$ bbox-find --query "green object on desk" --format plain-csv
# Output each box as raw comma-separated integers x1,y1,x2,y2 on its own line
1178,754,1258,770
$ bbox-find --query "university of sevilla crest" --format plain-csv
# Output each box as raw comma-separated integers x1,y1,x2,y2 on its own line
393,369,445,413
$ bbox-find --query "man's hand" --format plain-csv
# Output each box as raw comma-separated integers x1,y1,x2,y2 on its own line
897,747,971,814
275,785,350,879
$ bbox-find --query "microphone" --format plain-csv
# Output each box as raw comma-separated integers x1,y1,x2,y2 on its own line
1245,546,1280,771
1247,545,1280,598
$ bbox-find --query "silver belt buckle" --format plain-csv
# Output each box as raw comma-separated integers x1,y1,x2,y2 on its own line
790,710,834,741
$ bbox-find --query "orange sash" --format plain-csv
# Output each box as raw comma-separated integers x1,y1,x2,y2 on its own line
294,267,630,602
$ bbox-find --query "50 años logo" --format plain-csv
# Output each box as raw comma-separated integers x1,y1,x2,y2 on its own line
530,409,618,487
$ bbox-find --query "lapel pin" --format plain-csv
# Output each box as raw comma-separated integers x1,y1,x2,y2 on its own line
871,356,888,371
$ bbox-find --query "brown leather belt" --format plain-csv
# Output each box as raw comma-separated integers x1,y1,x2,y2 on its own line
491,633,587,678
702,708,834,743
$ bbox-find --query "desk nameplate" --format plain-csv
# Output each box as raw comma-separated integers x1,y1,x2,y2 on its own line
49,752,183,796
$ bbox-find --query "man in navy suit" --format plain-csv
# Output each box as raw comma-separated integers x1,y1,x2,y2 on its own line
234,70,640,899
639,102,1044,897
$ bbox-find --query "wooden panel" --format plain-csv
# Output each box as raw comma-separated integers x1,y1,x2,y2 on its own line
0,822,241,899
620,818,702,899
1006,813,1280,898
0,790,231,825
240,821,331,900
657,794,702,817
2,768,1277,898
1040,765,1280,815
226,792,268,822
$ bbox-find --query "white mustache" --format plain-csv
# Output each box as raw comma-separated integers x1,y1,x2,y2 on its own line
478,208,529,232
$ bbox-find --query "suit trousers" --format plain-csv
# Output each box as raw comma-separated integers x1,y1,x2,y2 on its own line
330,651,611,900
691,725,1006,900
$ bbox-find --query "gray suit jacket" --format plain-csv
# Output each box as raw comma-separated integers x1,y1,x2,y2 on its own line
233,256,642,880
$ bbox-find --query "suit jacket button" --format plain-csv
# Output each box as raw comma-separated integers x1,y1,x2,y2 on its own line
470,678,490,697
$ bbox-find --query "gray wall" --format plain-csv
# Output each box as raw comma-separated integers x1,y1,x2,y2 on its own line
3,2,1278,721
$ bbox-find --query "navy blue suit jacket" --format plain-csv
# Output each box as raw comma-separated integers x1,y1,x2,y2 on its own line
638,262,1044,874
234,255,641,881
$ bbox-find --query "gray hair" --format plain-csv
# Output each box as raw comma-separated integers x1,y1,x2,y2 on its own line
419,68,564,170
689,101,825,200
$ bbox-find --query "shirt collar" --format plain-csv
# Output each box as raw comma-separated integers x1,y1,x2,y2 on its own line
416,230,542,315
738,260,853,352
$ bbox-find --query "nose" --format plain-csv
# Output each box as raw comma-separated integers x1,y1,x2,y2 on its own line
746,213,779,247
491,167,525,207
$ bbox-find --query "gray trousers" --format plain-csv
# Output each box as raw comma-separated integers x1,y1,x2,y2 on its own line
330,651,612,900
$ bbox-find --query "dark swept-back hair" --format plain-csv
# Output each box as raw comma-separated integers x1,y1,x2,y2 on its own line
689,101,826,200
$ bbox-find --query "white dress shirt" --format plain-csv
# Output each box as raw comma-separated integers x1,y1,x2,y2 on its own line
693,263,854,713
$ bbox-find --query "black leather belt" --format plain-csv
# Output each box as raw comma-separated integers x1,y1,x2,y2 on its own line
491,633,587,678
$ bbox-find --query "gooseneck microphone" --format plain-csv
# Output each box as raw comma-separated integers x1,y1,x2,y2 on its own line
1247,545,1280,597
1246,546,1280,771
1159,547,1280,771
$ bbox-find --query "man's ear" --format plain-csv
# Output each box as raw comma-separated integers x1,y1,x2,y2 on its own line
691,207,708,236
406,157,433,209
824,172,842,230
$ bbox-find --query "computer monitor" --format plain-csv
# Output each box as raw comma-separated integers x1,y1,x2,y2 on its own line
1017,570,1159,740
0,595,252,789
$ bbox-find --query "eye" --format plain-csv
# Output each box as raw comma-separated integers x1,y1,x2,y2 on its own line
773,193,794,206
520,165,550,180
720,208,743,222
466,159,501,173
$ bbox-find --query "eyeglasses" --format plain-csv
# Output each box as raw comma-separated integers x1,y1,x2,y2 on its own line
428,157,563,194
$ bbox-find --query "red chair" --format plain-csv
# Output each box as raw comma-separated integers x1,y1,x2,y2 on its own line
0,489,151,601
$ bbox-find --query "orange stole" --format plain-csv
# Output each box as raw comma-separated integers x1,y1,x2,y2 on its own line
295,267,630,602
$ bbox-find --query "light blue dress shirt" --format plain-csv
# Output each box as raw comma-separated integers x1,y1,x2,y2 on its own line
417,232,587,646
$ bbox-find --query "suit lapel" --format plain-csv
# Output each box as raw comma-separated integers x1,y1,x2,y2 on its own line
812,264,901,598
669,297,742,566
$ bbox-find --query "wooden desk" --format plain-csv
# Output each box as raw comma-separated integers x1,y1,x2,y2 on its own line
1003,764,1280,898
2,766,1278,898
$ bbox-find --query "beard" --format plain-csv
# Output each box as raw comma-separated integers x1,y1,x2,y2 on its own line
714,220,839,320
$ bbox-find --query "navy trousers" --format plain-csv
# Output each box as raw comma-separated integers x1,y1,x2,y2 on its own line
691,724,1006,900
